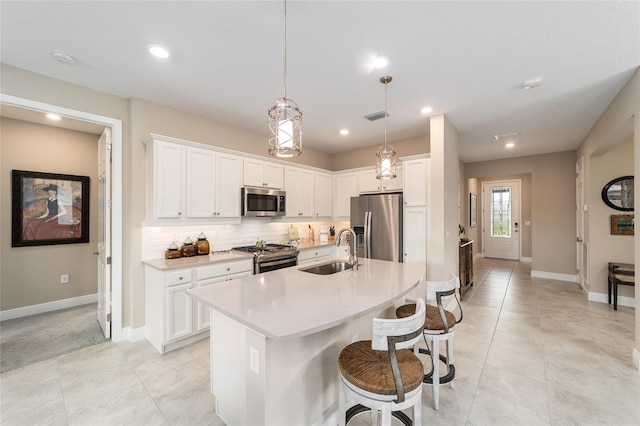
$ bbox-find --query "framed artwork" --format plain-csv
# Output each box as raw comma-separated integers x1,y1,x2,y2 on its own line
11,170,90,247
610,214,634,236
469,193,477,227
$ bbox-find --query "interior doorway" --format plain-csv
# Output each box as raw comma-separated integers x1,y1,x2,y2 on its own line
1,93,123,342
482,179,521,260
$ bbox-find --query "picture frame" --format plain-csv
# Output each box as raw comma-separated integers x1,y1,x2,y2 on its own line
470,193,477,228
610,214,634,236
11,170,90,247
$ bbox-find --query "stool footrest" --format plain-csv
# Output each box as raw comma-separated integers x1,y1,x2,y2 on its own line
345,404,413,426
418,348,456,385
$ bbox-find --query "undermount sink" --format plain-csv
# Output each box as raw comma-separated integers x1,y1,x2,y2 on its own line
300,261,355,275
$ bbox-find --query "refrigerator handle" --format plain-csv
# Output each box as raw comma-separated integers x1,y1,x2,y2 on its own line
366,211,372,258
363,212,368,258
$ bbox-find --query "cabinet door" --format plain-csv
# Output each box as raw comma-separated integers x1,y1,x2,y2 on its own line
299,169,315,216
358,169,380,193
315,172,332,217
186,147,217,218
285,167,314,217
264,162,283,189
216,153,242,217
166,282,193,342
335,172,358,218
403,159,427,206
383,166,403,192
243,158,265,187
155,141,184,218
196,276,226,331
404,207,427,265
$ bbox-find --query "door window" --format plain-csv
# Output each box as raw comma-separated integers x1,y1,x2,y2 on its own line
491,187,511,237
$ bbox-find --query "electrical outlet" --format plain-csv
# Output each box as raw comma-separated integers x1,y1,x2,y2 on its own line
249,346,260,374
60,274,69,284
351,334,359,343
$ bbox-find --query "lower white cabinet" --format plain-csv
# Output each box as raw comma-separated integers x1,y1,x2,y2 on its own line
145,258,253,353
403,206,427,265
298,245,334,265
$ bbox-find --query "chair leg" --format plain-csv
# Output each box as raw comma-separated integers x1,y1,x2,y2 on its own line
608,277,612,304
432,336,440,410
414,395,422,426
339,379,346,426
380,406,391,425
614,282,618,310
447,336,455,389
371,409,379,426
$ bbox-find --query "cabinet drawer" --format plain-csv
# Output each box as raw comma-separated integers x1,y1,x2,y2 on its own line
198,259,253,280
167,269,192,286
298,246,333,263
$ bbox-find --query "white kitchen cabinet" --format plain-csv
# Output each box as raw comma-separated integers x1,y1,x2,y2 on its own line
285,166,315,217
403,206,427,265
334,172,358,218
314,172,332,217
298,245,333,265
195,259,253,331
403,156,429,207
243,158,283,189
144,135,242,222
358,167,404,194
144,257,253,353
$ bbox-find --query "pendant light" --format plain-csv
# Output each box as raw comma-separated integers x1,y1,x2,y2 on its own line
375,75,397,179
268,0,302,158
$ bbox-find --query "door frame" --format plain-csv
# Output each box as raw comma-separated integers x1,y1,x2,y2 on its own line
481,179,522,260
1,93,124,342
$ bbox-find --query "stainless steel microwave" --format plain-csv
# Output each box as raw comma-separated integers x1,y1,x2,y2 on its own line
241,187,286,217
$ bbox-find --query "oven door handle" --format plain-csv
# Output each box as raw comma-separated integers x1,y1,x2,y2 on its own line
258,257,298,268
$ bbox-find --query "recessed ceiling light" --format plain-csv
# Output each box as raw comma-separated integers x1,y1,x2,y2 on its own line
51,50,76,65
46,113,62,121
420,106,433,114
505,142,515,148
340,129,349,136
523,77,541,90
372,55,390,69
147,43,170,59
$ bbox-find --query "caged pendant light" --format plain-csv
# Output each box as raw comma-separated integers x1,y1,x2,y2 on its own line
268,0,302,158
375,75,397,179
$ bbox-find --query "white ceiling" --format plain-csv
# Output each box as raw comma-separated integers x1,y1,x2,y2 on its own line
1,1,639,162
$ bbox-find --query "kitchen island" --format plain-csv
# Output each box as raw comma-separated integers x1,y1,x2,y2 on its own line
188,257,425,426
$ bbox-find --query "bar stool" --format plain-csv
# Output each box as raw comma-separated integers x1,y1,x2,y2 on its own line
338,298,426,426
396,273,462,410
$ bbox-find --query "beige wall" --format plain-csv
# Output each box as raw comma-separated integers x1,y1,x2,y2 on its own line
576,67,639,365
329,134,430,171
1,118,99,310
465,151,575,274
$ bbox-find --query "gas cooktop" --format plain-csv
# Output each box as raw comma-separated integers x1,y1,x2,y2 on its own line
232,244,297,255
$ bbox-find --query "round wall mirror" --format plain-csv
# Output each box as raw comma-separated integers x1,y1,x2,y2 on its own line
601,176,634,211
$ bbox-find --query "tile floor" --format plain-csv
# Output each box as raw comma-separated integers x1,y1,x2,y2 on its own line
1,257,638,425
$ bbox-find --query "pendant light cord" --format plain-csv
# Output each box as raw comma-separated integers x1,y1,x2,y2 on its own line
384,79,388,148
283,0,287,100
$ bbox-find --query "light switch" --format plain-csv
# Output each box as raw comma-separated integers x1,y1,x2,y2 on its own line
249,346,260,374
524,221,531,226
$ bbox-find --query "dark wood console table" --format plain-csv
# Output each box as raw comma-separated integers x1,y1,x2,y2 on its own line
459,240,474,295
607,262,634,310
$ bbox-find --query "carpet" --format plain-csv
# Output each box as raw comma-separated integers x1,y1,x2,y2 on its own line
0,303,109,373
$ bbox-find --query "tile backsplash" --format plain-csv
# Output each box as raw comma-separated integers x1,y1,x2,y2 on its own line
142,219,349,260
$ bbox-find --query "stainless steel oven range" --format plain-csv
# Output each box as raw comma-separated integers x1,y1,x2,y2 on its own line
232,244,299,274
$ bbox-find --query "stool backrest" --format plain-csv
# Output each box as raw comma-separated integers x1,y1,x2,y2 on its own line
371,298,426,403
426,273,463,333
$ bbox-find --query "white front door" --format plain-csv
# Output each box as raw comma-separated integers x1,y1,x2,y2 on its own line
482,180,520,260
97,128,111,339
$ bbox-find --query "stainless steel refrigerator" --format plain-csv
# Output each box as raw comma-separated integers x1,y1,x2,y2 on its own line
350,193,403,262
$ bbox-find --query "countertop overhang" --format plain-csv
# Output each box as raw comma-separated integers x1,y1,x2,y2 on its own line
188,257,424,340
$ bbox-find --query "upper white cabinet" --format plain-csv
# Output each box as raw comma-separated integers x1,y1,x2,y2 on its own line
243,158,283,189
334,172,358,218
314,172,332,217
144,135,242,222
358,167,404,194
285,166,315,217
403,157,429,207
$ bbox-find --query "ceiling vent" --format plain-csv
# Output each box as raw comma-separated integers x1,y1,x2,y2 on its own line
364,111,389,121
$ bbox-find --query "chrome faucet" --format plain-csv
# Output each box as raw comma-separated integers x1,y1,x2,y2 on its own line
335,228,358,270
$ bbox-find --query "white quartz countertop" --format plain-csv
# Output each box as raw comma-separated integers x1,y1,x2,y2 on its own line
187,257,425,340
143,252,252,271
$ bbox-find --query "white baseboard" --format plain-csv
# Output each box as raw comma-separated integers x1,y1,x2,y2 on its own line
312,401,338,426
0,293,98,321
520,257,532,263
121,325,147,342
633,348,639,372
531,270,577,283
588,291,636,309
